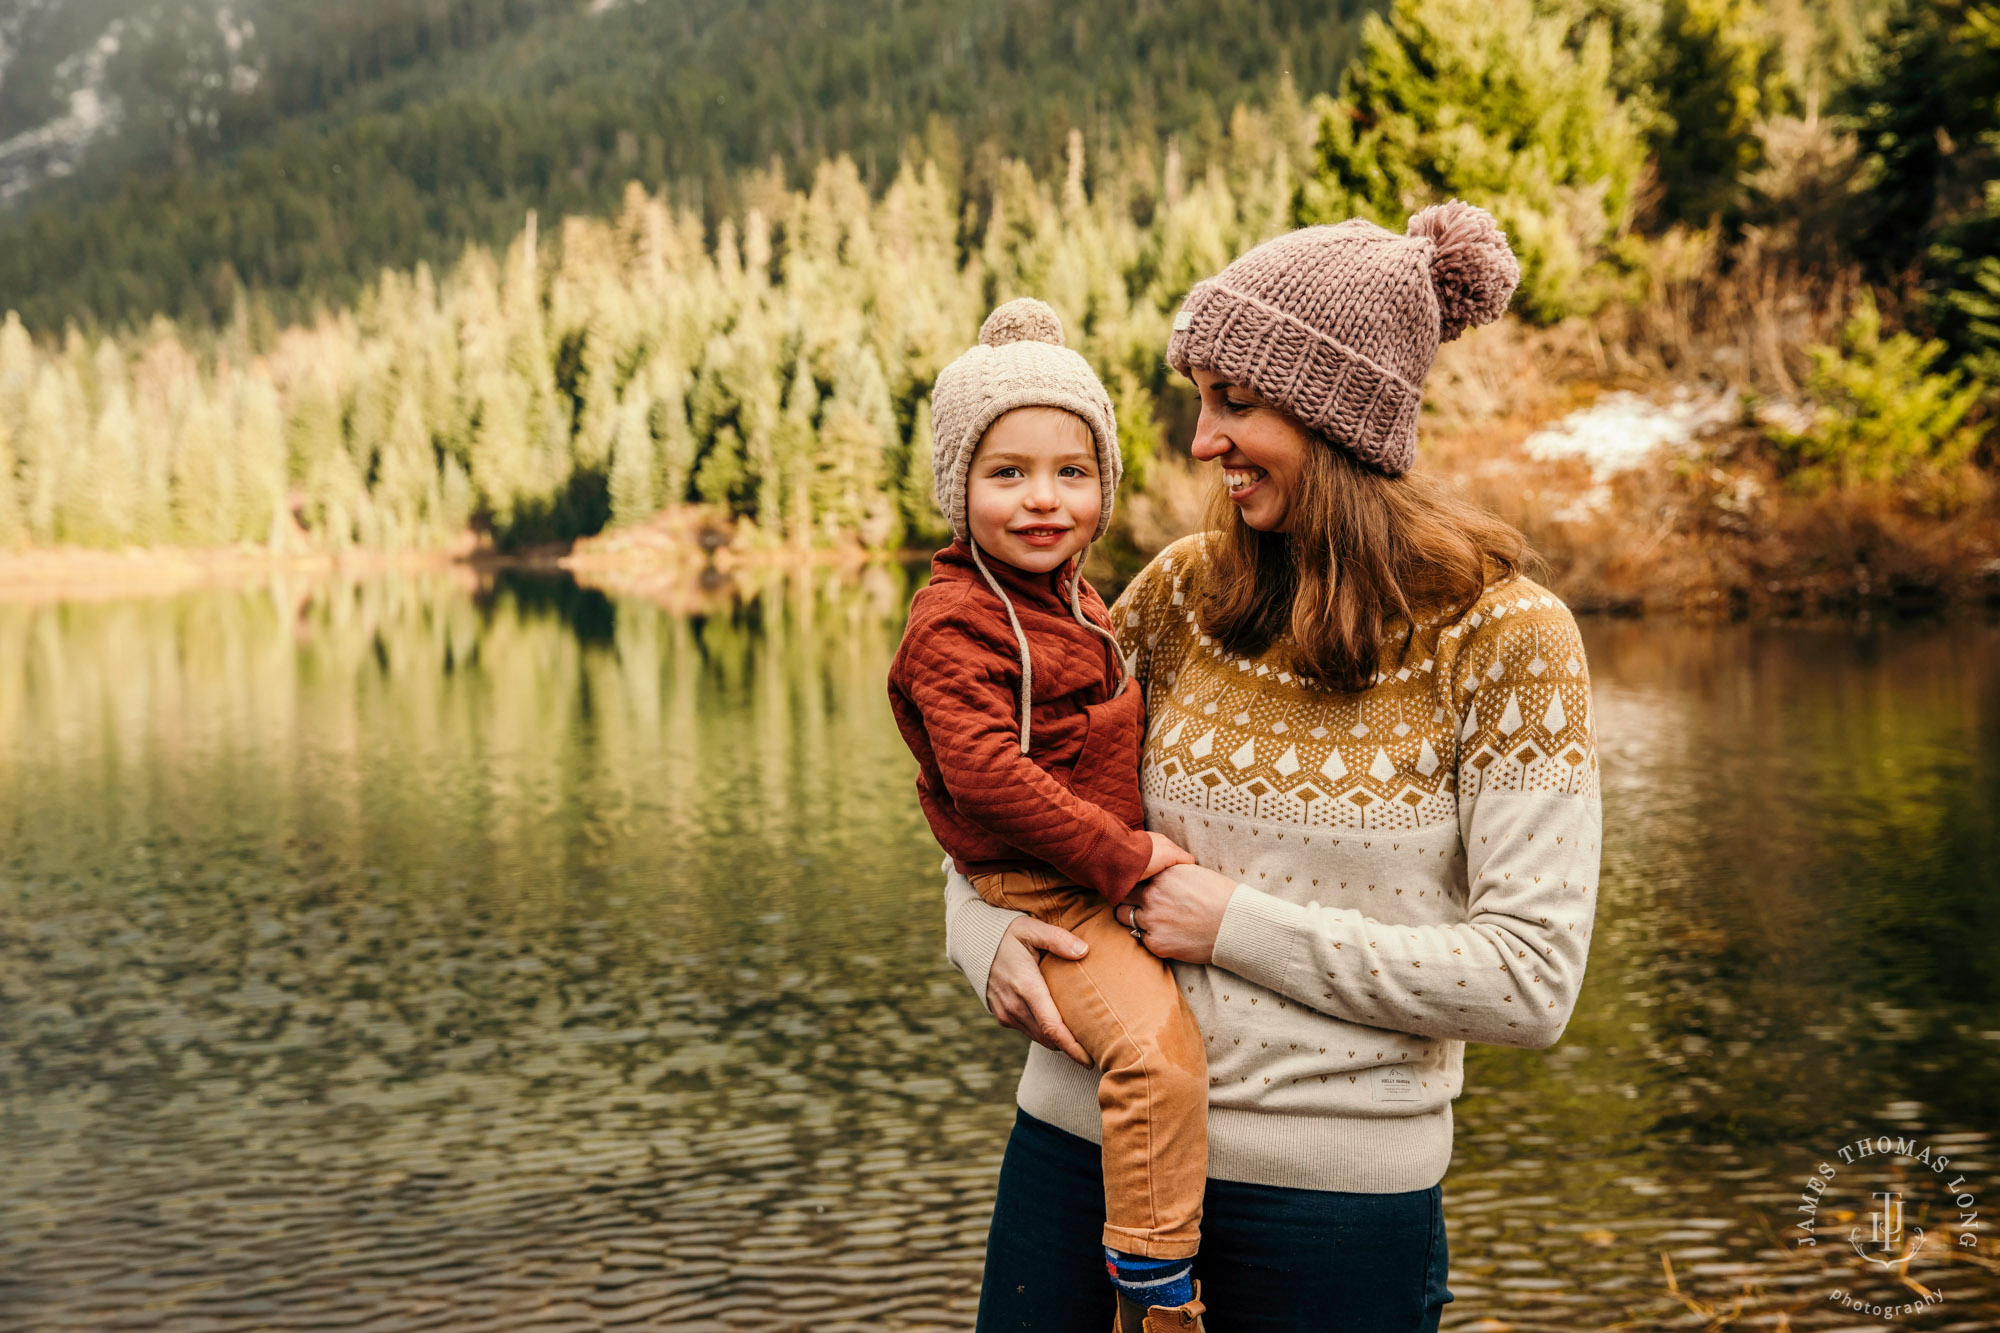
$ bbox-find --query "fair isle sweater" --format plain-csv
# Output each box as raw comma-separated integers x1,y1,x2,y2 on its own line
943,534,1603,1193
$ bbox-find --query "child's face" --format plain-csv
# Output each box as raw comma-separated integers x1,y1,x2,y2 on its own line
965,407,1102,572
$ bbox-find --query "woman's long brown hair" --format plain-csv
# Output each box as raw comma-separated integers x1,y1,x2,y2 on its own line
1197,437,1533,693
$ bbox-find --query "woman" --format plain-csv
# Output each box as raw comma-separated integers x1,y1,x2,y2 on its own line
942,202,1604,1332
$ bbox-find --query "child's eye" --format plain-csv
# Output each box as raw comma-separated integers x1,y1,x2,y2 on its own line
1059,466,1087,478
992,466,1022,478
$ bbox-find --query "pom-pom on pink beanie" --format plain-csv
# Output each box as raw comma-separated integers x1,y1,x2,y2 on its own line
1166,200,1520,476
930,297,1121,543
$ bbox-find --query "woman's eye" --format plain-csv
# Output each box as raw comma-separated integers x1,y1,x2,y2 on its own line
1222,398,1250,415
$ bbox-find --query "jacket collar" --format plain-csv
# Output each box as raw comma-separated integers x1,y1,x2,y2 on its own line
930,539,1079,612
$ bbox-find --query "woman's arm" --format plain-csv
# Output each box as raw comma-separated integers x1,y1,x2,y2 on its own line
1210,805,1597,1049
943,861,1026,1003
942,860,1092,1064
1134,598,1603,1050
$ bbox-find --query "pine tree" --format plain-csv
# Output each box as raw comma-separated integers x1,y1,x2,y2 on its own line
819,342,902,550
0,413,20,549
289,373,360,548
645,356,699,509
776,350,820,547
170,375,240,546
1294,0,1651,321
234,368,289,545
0,313,29,546
1769,290,1985,486
900,396,950,544
19,364,76,545
0,315,32,429
1650,0,1779,226
1109,369,1162,494
1873,1,2000,380
55,343,128,545
608,388,659,528
127,335,178,546
439,453,475,537
375,382,440,549
1842,0,1984,276
695,424,746,509
80,350,142,547
1933,246,2000,384
470,368,539,534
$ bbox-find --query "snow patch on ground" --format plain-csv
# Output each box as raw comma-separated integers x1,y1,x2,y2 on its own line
218,7,262,95
0,21,125,203
1522,385,1739,521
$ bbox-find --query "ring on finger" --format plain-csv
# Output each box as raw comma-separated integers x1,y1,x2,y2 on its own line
1128,906,1145,940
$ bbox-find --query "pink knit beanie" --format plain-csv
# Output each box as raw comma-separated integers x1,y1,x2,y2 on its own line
1165,200,1520,476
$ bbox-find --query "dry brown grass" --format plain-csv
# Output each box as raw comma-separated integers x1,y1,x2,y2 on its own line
1421,424,1998,614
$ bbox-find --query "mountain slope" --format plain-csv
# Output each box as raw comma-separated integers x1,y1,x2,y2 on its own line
0,0,1372,329
0,0,578,205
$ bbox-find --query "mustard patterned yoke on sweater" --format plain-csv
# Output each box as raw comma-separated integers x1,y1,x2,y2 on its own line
944,533,1604,1195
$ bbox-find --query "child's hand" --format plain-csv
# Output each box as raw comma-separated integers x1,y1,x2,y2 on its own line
1142,832,1194,880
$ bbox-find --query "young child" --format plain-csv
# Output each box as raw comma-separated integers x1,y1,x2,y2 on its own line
887,298,1211,1332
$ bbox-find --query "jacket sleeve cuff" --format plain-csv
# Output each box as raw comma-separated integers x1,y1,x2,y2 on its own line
1210,884,1304,995
943,859,1022,1011
1087,825,1157,907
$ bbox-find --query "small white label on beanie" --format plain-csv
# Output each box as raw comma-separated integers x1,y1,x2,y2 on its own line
1172,307,1193,332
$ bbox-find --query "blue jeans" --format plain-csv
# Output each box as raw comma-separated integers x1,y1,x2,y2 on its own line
978,1111,1454,1332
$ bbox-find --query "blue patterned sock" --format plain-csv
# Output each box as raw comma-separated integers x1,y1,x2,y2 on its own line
1103,1247,1196,1308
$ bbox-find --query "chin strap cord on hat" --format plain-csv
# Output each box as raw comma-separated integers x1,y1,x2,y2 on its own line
968,541,1129,757
1065,547,1129,699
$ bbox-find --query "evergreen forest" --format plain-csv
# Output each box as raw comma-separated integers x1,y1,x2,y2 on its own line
0,0,1992,558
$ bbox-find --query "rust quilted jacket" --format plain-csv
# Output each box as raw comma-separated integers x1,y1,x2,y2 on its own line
888,541,1153,904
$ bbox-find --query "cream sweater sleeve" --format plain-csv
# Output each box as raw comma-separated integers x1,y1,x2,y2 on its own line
942,857,1023,1012
1209,597,1603,1049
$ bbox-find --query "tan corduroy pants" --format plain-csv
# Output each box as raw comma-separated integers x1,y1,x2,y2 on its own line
970,867,1207,1259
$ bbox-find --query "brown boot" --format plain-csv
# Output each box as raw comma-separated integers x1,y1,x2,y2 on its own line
1115,1280,1207,1332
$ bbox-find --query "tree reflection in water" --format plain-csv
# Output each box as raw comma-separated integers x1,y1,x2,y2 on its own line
0,576,1993,1328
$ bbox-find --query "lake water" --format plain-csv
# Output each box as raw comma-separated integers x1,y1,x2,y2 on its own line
2,569,1995,1332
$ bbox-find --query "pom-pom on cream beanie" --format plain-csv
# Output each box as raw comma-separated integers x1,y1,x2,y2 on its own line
930,297,1121,543
1166,199,1520,476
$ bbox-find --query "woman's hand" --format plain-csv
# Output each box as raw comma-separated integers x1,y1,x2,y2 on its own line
985,917,1092,1065
1117,863,1239,965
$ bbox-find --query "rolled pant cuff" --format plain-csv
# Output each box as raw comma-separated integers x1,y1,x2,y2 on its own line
1101,1225,1201,1261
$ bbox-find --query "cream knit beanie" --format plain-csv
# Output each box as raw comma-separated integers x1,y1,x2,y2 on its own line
1166,200,1520,476
930,298,1121,542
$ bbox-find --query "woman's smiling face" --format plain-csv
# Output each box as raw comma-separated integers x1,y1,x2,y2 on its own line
1186,368,1313,533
